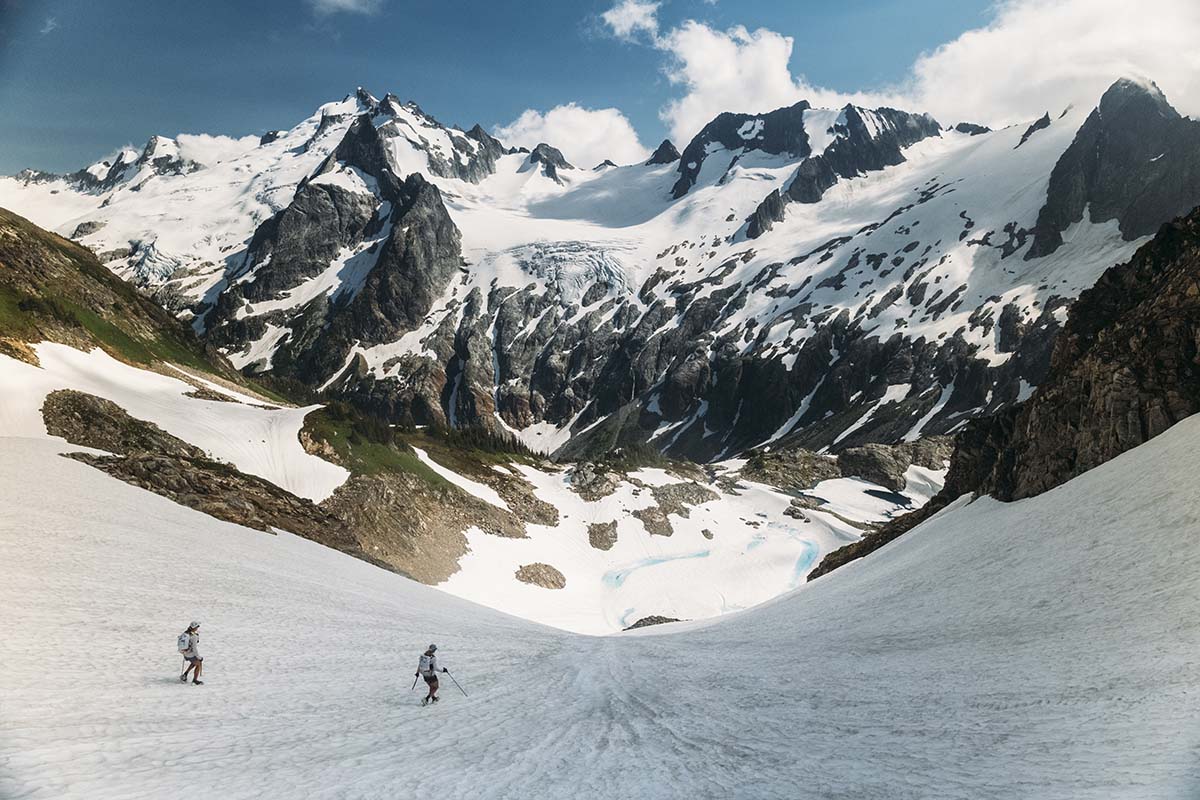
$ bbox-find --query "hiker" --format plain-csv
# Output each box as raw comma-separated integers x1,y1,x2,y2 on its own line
416,644,447,705
178,621,204,685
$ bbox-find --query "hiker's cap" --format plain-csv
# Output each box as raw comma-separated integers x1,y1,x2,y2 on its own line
189,621,201,629
428,643,437,652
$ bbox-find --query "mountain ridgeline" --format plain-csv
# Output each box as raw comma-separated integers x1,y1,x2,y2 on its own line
4,79,1200,464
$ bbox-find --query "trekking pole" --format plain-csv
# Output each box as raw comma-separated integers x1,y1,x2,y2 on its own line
410,674,419,692
444,669,468,697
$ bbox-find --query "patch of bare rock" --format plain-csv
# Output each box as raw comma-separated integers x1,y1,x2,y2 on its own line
515,562,566,589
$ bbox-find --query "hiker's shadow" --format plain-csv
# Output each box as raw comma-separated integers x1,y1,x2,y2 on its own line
148,675,188,687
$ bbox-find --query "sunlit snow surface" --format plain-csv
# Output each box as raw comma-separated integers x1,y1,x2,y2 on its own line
3,412,1199,797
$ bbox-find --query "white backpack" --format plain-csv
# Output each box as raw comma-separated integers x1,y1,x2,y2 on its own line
418,654,433,675
177,631,191,654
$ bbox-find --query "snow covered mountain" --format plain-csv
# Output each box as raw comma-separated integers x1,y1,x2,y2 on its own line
5,79,1200,462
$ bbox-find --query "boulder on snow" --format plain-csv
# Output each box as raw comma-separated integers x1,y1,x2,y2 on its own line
515,562,566,589
588,521,618,551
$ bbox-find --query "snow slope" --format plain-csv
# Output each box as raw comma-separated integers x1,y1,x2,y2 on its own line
0,343,348,502
3,409,1198,797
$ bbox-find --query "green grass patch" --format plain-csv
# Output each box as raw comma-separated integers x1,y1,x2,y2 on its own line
303,404,449,486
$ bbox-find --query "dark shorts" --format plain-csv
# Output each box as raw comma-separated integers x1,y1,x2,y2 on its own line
423,674,438,686
185,656,203,663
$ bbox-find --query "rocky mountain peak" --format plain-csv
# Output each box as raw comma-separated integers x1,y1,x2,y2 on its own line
672,100,814,198
354,87,381,113
527,143,574,182
645,139,680,165
1027,76,1200,258
1100,76,1175,118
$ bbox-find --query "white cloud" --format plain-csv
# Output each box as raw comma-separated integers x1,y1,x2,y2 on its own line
600,0,660,42
307,0,382,15
495,104,650,168
904,0,1200,127
614,0,1200,146
40,17,58,35
175,134,260,166
658,23,814,145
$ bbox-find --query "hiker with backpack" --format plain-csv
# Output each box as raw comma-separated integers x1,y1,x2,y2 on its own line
177,621,204,685
416,644,447,705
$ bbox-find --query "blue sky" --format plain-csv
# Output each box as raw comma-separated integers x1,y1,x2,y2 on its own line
0,0,996,173
1,0,1194,174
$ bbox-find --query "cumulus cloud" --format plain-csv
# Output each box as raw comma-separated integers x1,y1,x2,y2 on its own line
495,103,650,168
656,22,860,145
600,0,660,42
600,0,1200,145
307,0,382,15
904,0,1200,127
176,133,260,166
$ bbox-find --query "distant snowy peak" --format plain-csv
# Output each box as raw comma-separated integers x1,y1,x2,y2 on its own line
13,134,200,195
524,143,574,183
671,100,941,202
645,139,680,165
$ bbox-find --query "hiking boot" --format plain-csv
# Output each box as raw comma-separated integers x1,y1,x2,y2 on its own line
179,674,188,683
431,696,439,703
192,680,204,686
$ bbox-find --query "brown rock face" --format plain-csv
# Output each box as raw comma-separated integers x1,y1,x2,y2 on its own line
67,451,360,556
43,390,206,459
588,521,618,551
515,562,566,589
740,448,841,491
836,438,952,492
938,207,1200,504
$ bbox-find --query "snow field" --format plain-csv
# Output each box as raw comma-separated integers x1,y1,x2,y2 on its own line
437,459,936,634
3,411,1200,797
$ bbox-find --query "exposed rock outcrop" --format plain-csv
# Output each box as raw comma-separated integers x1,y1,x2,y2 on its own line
836,438,952,492
623,615,682,630
43,390,205,458
741,447,840,491
527,143,573,183
515,562,566,589
588,521,618,551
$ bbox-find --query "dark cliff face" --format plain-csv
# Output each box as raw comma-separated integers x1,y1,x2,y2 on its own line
672,101,814,198
205,114,463,383
786,107,941,205
1027,79,1200,258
